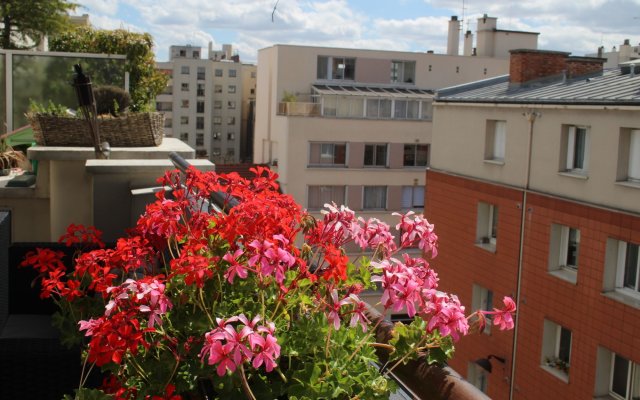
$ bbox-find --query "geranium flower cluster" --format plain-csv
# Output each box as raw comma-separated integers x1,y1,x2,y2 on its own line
19,166,516,399
199,314,280,377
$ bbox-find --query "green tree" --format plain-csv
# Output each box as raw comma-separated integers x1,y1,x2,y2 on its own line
0,0,77,49
50,27,168,112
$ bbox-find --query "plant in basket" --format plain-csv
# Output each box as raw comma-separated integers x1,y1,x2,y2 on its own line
21,167,516,399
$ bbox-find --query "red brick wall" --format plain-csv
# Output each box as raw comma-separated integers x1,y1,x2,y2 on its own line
425,170,520,400
509,50,568,84
425,169,640,399
566,57,605,79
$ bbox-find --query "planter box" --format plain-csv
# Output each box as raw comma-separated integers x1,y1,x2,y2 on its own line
28,112,164,147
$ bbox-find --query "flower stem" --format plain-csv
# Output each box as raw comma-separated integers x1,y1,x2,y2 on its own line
239,363,257,400
383,336,427,377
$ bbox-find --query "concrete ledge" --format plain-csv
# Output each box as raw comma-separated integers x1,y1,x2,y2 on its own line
28,138,195,161
85,159,215,174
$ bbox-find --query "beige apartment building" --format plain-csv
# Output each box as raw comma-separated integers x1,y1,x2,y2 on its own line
253,15,537,255
156,44,255,163
427,51,640,399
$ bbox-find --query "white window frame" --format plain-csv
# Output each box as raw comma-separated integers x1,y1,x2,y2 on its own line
476,202,498,251
628,129,640,182
548,224,580,283
616,241,640,293
609,353,640,400
364,144,388,167
309,143,347,167
307,186,346,211
390,60,416,84
565,125,590,173
467,362,489,393
401,186,424,209
363,186,387,210
403,144,429,167
472,284,493,334
485,120,506,162
541,320,571,381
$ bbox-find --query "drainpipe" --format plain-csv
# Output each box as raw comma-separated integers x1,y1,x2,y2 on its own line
509,110,540,400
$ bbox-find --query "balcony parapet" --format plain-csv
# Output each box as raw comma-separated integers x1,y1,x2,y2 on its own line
277,102,321,117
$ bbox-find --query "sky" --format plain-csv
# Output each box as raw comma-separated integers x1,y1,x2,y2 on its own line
73,0,640,63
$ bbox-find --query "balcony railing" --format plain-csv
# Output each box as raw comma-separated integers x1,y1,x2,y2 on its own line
277,102,321,117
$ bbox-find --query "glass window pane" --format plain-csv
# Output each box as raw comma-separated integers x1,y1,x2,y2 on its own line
574,128,586,169
558,328,571,364
317,56,328,79
407,100,419,119
611,354,629,398
394,100,407,118
380,99,392,118
403,144,416,166
364,145,374,165
375,144,387,166
366,99,379,118
624,243,639,290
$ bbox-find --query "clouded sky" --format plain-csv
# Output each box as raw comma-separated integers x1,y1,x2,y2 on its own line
74,0,640,63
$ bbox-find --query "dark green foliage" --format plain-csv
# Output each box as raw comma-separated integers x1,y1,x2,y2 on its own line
0,0,77,49
94,85,131,116
50,27,169,112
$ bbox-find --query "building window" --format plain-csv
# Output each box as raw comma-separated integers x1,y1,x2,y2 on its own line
181,65,189,75
181,83,189,91
179,132,188,141
366,99,392,119
618,129,640,184
403,144,429,167
472,284,493,334
156,102,172,111
180,116,189,125
164,118,172,128
214,100,222,109
196,117,204,130
548,224,580,283
309,143,346,166
467,362,488,393
179,49,186,57
401,186,424,209
213,117,222,125
212,147,221,156
192,51,199,58
364,144,388,167
476,202,498,251
197,67,205,80
228,69,237,78
420,101,433,120
393,100,420,119
541,320,571,380
251,71,256,78
228,85,236,94
226,148,235,157
215,69,223,77
603,238,640,306
390,61,416,84
227,116,235,125
196,133,204,146
317,56,356,80
308,186,346,210
197,101,205,113
227,132,235,140
214,85,222,93
595,348,640,400
485,120,506,162
213,132,221,140
197,83,205,96
363,186,387,210
181,99,189,108
562,125,589,174
228,101,236,109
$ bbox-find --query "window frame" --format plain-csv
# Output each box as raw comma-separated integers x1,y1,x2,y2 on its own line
308,142,347,167
401,186,425,209
363,143,388,167
609,353,640,400
476,202,498,252
363,186,387,210
472,284,493,335
181,65,189,75
541,320,572,381
317,56,356,80
403,144,429,167
390,60,416,84
485,120,506,163
562,125,590,175
307,185,346,211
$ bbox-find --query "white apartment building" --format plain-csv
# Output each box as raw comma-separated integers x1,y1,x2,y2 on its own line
156,44,248,163
253,15,537,258
588,38,640,69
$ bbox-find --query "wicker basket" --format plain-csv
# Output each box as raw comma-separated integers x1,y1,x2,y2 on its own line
28,112,164,147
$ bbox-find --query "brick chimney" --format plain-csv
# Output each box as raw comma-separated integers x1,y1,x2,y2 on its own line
565,56,605,79
509,49,569,86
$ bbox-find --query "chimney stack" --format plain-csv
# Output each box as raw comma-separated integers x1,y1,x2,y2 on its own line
463,30,474,56
509,49,605,87
447,16,460,56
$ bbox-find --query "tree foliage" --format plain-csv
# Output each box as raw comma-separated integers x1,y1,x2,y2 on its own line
50,27,168,112
0,0,77,49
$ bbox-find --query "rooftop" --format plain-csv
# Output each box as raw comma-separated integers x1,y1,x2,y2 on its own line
436,67,640,105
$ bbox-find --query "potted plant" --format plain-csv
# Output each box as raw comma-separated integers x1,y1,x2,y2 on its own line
0,137,28,175
21,167,516,399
